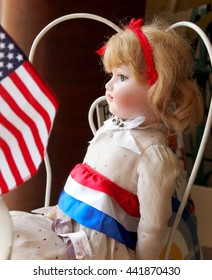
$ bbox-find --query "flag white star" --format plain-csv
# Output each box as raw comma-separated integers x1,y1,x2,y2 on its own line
0,52,4,58
16,53,24,61
7,52,14,60
0,32,6,40
0,42,5,49
0,61,4,67
8,43,14,50
6,62,13,69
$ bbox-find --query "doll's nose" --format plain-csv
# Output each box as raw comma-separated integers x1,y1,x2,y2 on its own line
105,78,112,91
105,82,109,90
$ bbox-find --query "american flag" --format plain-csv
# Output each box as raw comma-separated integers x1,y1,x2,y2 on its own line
0,25,58,195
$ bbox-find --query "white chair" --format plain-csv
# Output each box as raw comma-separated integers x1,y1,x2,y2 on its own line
32,14,212,260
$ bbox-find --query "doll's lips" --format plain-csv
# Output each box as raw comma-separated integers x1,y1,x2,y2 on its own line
106,93,113,102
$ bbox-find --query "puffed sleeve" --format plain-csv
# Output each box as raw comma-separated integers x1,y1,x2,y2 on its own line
135,145,181,259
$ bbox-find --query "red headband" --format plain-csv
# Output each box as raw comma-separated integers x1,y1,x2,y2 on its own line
97,18,158,86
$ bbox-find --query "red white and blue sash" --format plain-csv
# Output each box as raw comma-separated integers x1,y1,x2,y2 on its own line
58,163,140,250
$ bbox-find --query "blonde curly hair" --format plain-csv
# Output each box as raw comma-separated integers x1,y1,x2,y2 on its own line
101,17,203,132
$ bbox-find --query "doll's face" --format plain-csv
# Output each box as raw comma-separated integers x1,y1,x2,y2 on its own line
105,65,154,121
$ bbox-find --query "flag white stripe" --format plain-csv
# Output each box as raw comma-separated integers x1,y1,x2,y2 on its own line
0,124,31,180
1,77,49,145
64,175,139,231
0,149,16,192
16,65,57,123
0,96,41,168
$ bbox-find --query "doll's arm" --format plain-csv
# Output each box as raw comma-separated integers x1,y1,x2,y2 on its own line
135,145,180,260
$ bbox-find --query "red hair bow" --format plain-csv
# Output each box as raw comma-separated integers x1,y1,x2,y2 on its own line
128,18,158,86
97,18,158,86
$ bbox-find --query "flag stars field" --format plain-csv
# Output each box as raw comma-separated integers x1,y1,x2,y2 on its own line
0,30,26,79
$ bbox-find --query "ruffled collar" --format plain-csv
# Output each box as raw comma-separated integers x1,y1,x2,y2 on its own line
90,115,146,154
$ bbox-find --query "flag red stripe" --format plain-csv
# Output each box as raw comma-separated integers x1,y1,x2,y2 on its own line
0,137,23,188
23,62,59,110
0,114,37,174
0,84,44,157
0,170,9,194
10,71,52,133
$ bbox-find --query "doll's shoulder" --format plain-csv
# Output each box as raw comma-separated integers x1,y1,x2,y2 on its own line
133,124,181,172
132,123,169,150
137,141,181,177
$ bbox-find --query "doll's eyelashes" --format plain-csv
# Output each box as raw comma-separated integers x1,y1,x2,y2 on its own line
118,74,128,82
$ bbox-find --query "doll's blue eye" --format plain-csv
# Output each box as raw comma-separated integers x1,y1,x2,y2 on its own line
119,75,127,81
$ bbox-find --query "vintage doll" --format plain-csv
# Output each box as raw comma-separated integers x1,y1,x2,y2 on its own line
11,17,203,260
